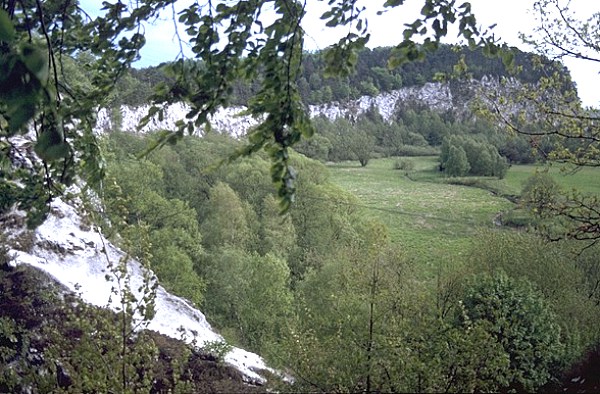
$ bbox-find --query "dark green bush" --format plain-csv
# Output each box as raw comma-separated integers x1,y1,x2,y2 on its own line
457,272,564,391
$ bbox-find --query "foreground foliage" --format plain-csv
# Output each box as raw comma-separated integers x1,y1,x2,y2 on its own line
2,0,600,391
459,272,563,391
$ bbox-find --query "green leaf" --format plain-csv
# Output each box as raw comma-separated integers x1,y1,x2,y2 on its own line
20,44,48,84
0,10,15,43
321,10,334,20
35,128,69,161
6,105,35,131
384,0,405,7
325,18,339,27
433,19,442,36
421,3,433,16
4,85,39,131
215,3,228,13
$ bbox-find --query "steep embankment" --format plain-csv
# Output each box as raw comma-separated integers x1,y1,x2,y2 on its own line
2,182,274,385
0,76,504,390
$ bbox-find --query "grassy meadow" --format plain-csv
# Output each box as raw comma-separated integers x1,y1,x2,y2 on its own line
504,163,600,195
327,156,600,274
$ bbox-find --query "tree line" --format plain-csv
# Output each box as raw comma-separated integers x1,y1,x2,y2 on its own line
293,105,542,177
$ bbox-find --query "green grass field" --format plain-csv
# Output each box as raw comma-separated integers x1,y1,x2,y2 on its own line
327,156,600,273
504,163,600,195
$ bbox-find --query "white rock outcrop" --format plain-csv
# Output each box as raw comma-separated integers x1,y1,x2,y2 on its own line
96,103,259,138
93,82,461,136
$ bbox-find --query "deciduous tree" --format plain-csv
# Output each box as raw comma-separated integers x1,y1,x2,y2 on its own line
444,144,470,177
457,272,564,391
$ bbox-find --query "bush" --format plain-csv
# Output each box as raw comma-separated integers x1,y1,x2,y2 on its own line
393,158,415,172
457,272,564,391
521,171,562,214
468,231,600,368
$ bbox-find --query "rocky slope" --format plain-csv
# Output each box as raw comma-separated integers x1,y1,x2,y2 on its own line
2,182,274,385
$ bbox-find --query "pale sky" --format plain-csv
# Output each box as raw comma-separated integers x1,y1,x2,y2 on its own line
79,0,600,106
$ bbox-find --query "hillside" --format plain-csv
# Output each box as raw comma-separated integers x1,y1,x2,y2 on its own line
1,146,277,391
97,45,569,176
3,86,599,394
97,81,456,135
97,77,521,137
109,45,570,109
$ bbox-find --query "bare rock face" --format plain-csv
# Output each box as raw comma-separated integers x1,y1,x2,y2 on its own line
309,82,454,122
93,80,487,137
95,103,260,137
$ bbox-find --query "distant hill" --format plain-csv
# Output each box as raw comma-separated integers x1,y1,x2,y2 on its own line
109,45,572,109
293,45,570,105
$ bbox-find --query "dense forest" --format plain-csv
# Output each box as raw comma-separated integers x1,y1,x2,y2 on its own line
4,127,600,392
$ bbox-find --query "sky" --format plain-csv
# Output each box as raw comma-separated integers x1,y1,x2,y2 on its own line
79,0,600,106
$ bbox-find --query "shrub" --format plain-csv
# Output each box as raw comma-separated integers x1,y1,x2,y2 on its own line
457,272,564,391
521,171,562,214
393,158,415,172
